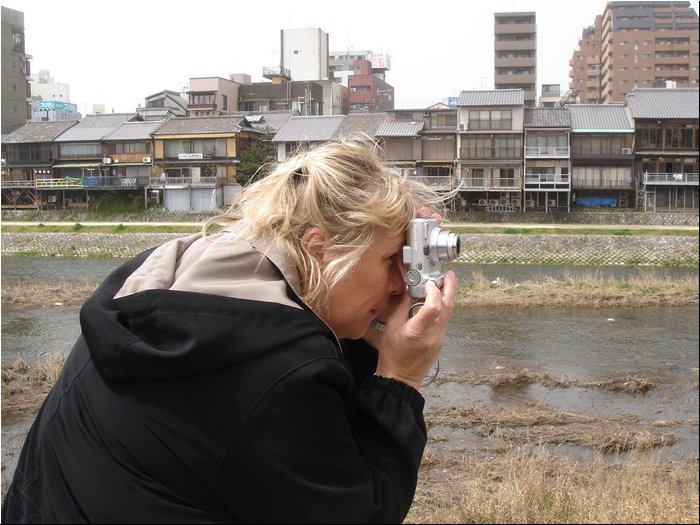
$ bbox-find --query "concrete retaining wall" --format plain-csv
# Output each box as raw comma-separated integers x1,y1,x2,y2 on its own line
2,232,697,267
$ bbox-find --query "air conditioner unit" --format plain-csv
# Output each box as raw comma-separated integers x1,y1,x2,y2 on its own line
478,199,488,206
547,199,557,206
499,199,509,205
621,148,632,155
511,195,522,203
458,123,466,131
489,199,499,206
102,157,112,164
143,156,152,163
525,200,535,207
47,195,57,203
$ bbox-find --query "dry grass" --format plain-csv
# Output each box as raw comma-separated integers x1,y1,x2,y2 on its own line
1,279,100,307
458,270,699,308
2,356,698,523
407,446,699,524
1,356,65,413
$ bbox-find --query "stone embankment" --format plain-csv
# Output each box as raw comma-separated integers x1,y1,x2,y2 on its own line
1,232,697,267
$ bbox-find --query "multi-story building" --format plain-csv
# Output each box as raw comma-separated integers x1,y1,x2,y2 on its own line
569,16,605,104
494,12,537,107
1,6,32,135
150,115,262,209
523,107,571,211
568,104,635,209
347,59,394,114
238,69,325,116
379,104,457,191
627,87,699,211
456,89,525,210
186,77,240,117
1,121,78,208
281,28,330,82
569,1,699,104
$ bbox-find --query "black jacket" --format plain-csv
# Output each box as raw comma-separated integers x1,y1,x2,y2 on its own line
2,248,427,524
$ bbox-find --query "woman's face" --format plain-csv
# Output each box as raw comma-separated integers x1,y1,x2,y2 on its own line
321,231,406,340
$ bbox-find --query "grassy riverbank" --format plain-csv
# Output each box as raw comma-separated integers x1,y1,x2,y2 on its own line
2,271,697,309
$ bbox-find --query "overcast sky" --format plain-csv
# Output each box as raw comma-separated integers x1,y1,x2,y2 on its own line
5,0,700,114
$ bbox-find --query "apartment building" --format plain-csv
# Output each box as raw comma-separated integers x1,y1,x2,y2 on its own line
1,6,32,135
569,1,699,104
494,12,537,107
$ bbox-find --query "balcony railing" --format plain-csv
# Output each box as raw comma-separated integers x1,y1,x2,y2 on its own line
524,173,571,190
4,176,150,189
410,175,454,189
1,180,35,188
148,176,217,187
643,172,699,185
524,146,570,157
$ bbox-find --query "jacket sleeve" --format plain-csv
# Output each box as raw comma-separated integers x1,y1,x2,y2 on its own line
213,356,427,524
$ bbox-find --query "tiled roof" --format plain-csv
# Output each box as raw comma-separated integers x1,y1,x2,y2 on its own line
77,113,139,128
333,113,387,139
54,114,140,142
226,111,297,133
1,121,78,143
524,108,571,128
567,104,634,132
375,120,424,137
458,89,524,107
271,115,346,142
105,120,166,141
626,88,699,120
153,115,247,135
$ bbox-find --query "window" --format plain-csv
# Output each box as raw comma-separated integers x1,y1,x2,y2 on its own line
59,142,101,158
468,109,512,130
12,31,24,52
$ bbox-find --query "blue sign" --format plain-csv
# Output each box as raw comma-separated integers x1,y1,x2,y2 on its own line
38,101,78,112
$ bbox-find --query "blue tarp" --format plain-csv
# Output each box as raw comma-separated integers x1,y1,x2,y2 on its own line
575,197,617,207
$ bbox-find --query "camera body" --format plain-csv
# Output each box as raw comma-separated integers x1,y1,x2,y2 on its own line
402,218,460,311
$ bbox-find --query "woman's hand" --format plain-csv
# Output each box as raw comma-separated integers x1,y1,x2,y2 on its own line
369,270,457,389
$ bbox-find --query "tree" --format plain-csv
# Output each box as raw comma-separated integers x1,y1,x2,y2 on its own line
237,141,275,186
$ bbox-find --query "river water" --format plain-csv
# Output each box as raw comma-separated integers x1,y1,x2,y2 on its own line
1,256,698,463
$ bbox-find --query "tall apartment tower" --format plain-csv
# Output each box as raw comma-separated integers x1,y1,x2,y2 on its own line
1,6,32,134
569,1,699,104
281,28,330,82
494,12,537,107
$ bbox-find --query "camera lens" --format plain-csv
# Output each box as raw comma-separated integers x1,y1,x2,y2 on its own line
431,228,460,262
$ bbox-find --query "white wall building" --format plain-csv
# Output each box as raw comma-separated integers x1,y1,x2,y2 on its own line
281,28,329,81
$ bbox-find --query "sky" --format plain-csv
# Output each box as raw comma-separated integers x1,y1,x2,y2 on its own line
5,0,700,114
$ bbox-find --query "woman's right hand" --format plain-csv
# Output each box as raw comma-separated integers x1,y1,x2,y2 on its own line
372,270,457,389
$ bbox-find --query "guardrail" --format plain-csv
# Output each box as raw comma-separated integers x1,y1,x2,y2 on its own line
643,172,699,185
148,176,218,186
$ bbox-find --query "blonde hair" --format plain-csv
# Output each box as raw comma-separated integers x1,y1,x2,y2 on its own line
206,137,450,310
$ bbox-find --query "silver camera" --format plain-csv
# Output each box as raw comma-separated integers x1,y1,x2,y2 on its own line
402,218,461,316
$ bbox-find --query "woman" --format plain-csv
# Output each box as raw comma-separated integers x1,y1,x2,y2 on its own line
2,138,458,523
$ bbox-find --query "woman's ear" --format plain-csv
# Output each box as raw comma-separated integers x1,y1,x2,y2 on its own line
302,227,330,262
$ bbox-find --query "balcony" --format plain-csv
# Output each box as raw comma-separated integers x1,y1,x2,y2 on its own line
149,176,217,187
18,176,149,189
643,172,699,186
524,146,570,158
524,173,571,190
